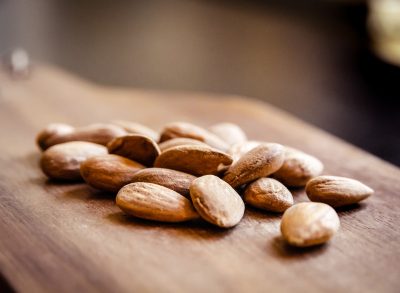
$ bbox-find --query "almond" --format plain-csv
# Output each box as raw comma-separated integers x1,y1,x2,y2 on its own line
36,123,75,150
209,122,247,146
273,147,324,187
158,138,209,153
37,123,127,150
111,120,159,141
228,140,262,163
244,178,293,212
159,122,229,151
107,134,160,166
80,154,145,193
223,143,285,188
190,175,245,228
40,141,107,180
116,182,199,222
306,175,374,207
281,202,340,247
154,145,232,176
130,168,196,197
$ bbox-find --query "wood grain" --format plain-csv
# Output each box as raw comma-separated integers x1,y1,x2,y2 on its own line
0,65,399,293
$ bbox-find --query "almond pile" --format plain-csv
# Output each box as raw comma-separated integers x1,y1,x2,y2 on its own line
36,121,374,247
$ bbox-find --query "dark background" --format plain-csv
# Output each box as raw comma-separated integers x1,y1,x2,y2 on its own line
1,0,399,165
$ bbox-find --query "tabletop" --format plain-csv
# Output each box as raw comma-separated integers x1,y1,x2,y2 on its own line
0,65,399,293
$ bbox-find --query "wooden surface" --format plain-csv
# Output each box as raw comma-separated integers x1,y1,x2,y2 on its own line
0,65,399,293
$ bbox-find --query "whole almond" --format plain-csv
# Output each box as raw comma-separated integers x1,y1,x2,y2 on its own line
80,154,145,193
281,202,340,247
130,168,196,197
244,178,293,212
107,134,160,166
159,122,229,151
116,182,199,222
306,175,374,207
158,138,209,153
37,123,127,150
111,120,159,141
36,123,75,150
190,175,245,228
273,147,324,187
223,143,285,188
154,145,232,176
40,141,107,180
209,122,247,146
228,140,262,163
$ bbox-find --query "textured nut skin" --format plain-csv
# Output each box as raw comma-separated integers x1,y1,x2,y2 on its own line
209,122,247,146
281,202,340,247
228,140,262,163
159,122,229,151
36,123,75,150
273,147,324,187
80,154,145,193
40,141,107,180
130,168,196,197
306,175,374,207
111,120,159,141
158,138,209,153
190,175,245,228
116,182,199,222
244,178,293,212
154,145,232,176
107,134,160,166
37,123,127,150
223,143,285,188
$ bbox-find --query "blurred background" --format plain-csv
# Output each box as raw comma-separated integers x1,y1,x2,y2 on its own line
0,0,399,165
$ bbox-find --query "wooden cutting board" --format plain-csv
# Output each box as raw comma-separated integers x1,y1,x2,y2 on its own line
0,65,399,293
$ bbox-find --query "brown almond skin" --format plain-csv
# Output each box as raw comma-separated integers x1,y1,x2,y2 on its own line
306,175,374,207
209,122,247,146
111,120,159,141
130,168,196,197
107,134,160,166
244,178,293,212
159,122,229,151
40,141,107,180
116,182,199,222
228,140,262,163
36,123,75,150
80,154,145,193
158,138,209,153
223,143,285,188
190,175,245,228
37,123,127,150
281,202,340,247
154,145,233,176
273,147,324,187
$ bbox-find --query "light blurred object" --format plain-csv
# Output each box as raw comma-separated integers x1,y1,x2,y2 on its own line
2,48,31,78
368,0,400,66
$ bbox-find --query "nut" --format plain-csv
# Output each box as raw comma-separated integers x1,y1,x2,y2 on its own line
209,122,247,146
37,123,127,150
40,141,107,180
280,202,340,247
158,137,209,153
190,175,245,228
154,145,232,176
111,120,159,141
130,168,196,197
273,147,324,187
107,134,160,166
223,143,285,188
116,182,199,222
228,140,262,163
306,175,374,207
159,122,229,151
244,178,293,212
80,154,145,193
